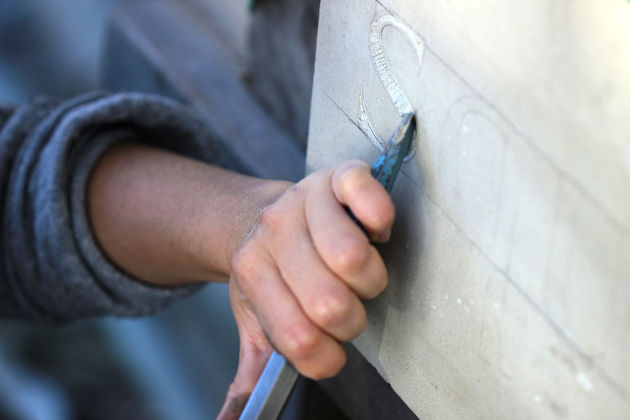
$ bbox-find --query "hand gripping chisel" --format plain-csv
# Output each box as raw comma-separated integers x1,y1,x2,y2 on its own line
239,113,417,420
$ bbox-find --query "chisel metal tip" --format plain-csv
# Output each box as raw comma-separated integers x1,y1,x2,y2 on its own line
391,113,416,148
372,113,417,192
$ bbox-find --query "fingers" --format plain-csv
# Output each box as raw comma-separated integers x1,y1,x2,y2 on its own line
269,197,367,342
305,162,390,299
231,243,346,380
331,160,395,242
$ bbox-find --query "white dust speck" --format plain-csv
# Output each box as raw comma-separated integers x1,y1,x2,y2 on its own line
577,372,593,391
462,125,470,133
457,298,462,305
444,294,449,301
493,302,500,310
464,307,470,313
431,305,436,310
533,394,542,403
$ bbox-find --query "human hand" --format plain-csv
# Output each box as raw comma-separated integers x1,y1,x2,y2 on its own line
217,160,395,419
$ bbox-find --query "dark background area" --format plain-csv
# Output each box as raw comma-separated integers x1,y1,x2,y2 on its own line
0,1,348,419
0,1,240,419
0,0,129,102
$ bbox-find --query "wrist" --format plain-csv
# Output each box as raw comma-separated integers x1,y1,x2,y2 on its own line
89,141,292,287
192,177,293,281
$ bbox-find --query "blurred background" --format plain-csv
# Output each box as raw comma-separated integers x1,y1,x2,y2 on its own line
0,1,241,419
0,0,129,102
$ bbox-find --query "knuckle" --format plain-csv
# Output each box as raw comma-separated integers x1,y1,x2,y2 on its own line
363,257,388,299
372,200,396,230
305,351,347,380
258,205,283,232
372,277,388,298
354,308,368,336
230,249,247,278
230,246,258,285
282,323,321,360
311,293,352,329
331,239,369,276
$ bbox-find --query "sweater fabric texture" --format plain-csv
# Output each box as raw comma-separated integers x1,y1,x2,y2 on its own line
0,92,224,322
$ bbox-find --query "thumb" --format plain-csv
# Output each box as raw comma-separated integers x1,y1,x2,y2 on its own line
217,279,273,420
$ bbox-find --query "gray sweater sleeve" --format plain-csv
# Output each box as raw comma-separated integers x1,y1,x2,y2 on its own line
0,91,225,322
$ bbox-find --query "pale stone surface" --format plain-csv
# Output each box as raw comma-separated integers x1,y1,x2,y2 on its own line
307,1,630,418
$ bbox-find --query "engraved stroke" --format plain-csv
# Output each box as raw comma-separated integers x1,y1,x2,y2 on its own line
358,11,424,160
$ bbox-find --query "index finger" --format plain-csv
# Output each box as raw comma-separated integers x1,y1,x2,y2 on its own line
331,160,395,242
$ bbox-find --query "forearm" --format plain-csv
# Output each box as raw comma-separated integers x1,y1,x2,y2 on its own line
87,142,292,286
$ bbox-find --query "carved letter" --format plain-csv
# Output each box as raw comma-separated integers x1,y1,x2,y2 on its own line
358,12,425,159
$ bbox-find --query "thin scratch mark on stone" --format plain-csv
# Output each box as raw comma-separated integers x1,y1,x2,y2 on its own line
358,86,386,153
326,93,364,132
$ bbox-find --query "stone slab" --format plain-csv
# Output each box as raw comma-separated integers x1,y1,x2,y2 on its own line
307,1,630,418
